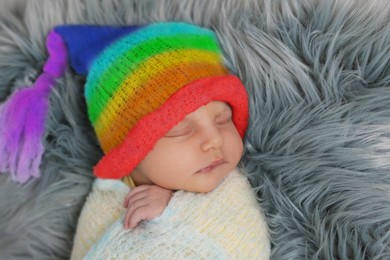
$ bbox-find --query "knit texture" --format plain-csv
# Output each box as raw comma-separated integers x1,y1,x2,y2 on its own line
70,169,270,259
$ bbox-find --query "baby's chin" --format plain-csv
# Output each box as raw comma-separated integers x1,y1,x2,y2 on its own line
190,169,233,193
194,184,219,193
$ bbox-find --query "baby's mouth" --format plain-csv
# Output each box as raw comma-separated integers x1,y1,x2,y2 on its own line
196,159,226,174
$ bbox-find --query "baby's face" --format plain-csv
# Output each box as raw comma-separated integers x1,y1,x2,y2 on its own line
131,101,243,193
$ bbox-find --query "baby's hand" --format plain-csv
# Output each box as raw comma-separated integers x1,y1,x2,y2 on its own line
123,185,173,229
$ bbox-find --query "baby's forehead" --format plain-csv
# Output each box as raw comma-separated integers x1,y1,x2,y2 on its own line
182,101,232,120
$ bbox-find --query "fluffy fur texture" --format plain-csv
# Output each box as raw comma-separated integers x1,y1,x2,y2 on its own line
0,0,389,259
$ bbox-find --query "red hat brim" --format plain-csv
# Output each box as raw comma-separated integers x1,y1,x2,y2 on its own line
93,75,248,179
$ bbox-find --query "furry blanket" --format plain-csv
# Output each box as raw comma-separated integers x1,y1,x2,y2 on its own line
0,0,389,259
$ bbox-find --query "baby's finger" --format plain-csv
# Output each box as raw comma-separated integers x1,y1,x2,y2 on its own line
123,185,151,207
127,205,149,229
126,197,148,218
123,190,150,209
124,210,132,229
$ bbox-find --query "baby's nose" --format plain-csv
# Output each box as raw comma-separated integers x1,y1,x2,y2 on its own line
201,127,223,151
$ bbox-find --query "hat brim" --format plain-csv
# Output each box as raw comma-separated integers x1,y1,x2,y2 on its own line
93,75,248,179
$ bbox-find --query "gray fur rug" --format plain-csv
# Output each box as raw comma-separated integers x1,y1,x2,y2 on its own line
1,0,390,259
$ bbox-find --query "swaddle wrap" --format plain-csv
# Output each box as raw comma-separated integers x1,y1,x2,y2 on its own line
71,169,270,259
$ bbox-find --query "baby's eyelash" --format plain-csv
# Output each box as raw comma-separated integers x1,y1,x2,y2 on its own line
215,114,232,125
164,125,193,137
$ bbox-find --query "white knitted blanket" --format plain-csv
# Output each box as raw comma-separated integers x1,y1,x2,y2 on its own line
71,169,270,259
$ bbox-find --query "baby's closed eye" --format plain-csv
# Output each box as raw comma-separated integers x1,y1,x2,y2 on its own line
165,122,193,137
215,111,232,125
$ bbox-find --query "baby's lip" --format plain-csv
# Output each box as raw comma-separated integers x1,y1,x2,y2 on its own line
196,159,226,174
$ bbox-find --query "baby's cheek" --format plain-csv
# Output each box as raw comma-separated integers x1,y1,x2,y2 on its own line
227,133,244,162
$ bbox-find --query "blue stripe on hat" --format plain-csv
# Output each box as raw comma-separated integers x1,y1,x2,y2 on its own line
54,25,143,75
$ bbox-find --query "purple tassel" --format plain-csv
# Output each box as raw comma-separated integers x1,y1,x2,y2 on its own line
0,30,67,183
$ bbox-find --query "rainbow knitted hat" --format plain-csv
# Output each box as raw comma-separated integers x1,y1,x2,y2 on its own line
0,22,248,182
